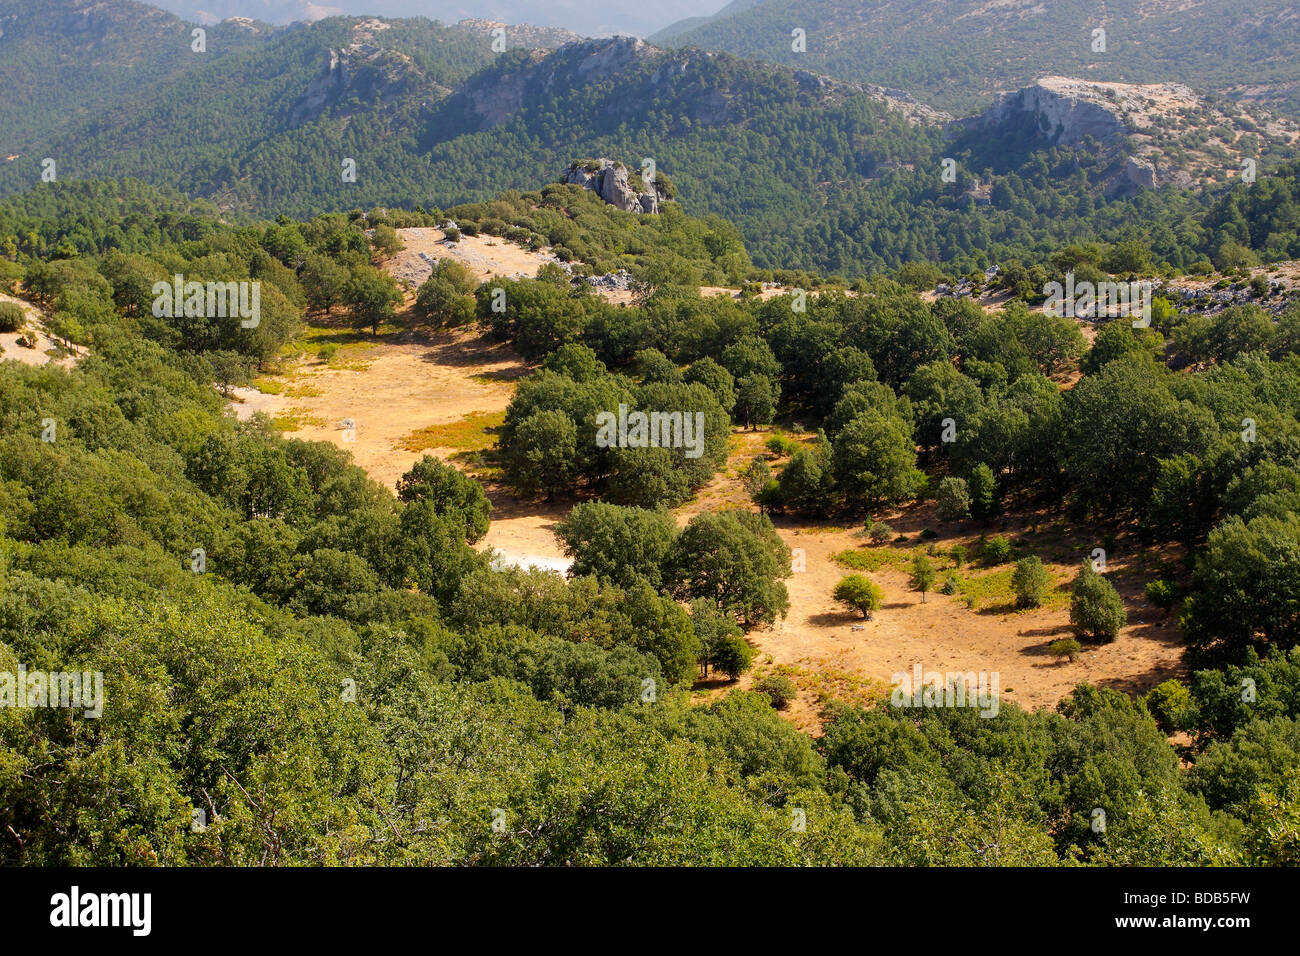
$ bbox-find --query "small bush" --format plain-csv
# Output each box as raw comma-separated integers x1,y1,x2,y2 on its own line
1145,578,1177,612
920,528,938,540
0,301,25,333
982,535,1013,565
754,674,797,710
318,343,338,363
765,434,798,457
1011,556,1051,608
940,574,960,595
949,544,967,567
1048,638,1081,662
868,521,894,545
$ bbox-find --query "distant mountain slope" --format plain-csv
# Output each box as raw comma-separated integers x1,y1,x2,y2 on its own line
148,0,707,38
0,0,273,153
652,0,1300,120
0,0,580,159
3,1,1296,276
651,0,764,43
952,76,1299,196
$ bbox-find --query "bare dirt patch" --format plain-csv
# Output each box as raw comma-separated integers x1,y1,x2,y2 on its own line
389,227,564,288
0,292,84,369
686,431,1187,733
230,324,525,490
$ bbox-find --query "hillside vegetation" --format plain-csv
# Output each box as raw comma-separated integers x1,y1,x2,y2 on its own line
3,169,1300,864
654,0,1300,120
4,1,1298,277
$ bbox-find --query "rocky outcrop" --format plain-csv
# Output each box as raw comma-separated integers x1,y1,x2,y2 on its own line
288,43,441,128
563,159,663,214
958,76,1134,147
1122,155,1157,190
289,48,348,127
449,18,583,50
954,75,1298,196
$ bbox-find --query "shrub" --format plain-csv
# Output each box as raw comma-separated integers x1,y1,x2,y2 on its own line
1011,556,1051,608
1070,563,1126,642
318,343,338,363
1048,638,1082,662
0,301,25,333
940,574,960,595
919,528,938,540
1145,578,1177,612
982,535,1013,565
833,574,884,617
867,521,894,545
949,543,967,567
754,674,797,709
712,633,755,681
765,434,798,457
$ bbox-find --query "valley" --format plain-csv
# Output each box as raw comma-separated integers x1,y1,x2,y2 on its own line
4,0,1300,873
229,225,1188,733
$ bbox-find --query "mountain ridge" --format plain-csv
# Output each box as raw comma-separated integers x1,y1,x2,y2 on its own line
653,0,1300,121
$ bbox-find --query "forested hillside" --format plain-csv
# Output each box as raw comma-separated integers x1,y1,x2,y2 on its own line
2,173,1300,865
0,0,274,153
5,1,1297,277
653,0,1300,120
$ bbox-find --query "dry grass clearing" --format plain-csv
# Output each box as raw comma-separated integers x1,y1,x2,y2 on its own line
224,239,1188,732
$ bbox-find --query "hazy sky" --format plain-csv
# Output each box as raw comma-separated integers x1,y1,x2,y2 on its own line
148,0,728,37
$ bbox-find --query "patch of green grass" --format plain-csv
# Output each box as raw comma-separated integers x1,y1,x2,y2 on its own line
253,378,285,395
399,410,506,453
272,410,326,432
952,566,1070,613
835,543,958,574
773,663,890,711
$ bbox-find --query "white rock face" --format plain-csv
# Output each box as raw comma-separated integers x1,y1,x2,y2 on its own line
967,76,1150,147
563,159,661,214
955,75,1298,196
